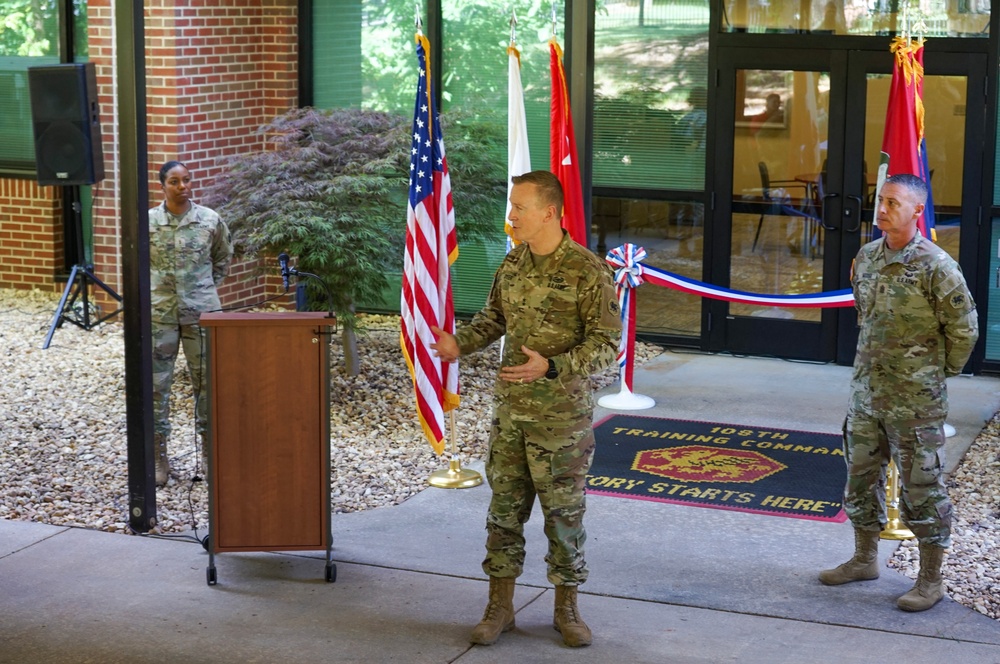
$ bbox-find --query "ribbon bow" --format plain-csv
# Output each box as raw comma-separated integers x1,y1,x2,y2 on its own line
606,244,647,288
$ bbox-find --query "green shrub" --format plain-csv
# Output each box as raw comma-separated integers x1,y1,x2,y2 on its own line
204,106,505,329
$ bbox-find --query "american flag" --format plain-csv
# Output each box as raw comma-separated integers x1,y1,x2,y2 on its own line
401,33,459,455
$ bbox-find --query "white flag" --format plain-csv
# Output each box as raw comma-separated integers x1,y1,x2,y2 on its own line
505,43,532,249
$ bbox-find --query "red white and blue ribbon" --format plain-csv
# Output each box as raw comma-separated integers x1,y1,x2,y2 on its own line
606,244,646,392
639,264,854,308
606,242,854,309
603,243,856,405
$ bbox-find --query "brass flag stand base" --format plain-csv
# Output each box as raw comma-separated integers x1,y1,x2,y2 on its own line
428,411,483,489
428,457,483,489
881,459,914,540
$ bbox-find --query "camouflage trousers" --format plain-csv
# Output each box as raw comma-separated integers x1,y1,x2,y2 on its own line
482,408,595,586
843,412,952,547
152,320,209,443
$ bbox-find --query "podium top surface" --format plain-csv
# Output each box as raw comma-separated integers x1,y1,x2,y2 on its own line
200,311,336,327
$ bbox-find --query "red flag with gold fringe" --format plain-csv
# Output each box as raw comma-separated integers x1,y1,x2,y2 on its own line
877,36,934,240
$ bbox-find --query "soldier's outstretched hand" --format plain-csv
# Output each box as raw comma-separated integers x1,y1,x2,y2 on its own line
430,326,460,362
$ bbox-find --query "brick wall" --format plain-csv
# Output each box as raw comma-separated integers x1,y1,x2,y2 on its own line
1,0,299,309
85,2,119,303
0,179,64,292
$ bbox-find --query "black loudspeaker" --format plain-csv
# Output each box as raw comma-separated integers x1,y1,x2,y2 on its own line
28,63,105,186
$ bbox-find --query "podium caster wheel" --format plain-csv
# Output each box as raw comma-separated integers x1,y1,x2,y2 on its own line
207,567,217,586
201,536,211,552
325,564,336,583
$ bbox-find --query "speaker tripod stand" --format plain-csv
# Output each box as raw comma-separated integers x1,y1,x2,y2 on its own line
42,263,123,349
42,197,122,349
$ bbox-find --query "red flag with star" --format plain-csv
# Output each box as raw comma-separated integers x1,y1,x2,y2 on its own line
549,38,587,246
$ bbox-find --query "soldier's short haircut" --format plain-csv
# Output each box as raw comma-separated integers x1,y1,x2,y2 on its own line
512,170,564,214
884,173,928,205
159,160,189,184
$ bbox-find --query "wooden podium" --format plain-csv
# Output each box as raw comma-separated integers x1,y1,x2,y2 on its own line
200,312,336,585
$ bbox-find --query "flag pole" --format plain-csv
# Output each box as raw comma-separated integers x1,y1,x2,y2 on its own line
420,8,479,489
402,23,478,489
428,410,482,488
880,459,914,540
877,9,918,538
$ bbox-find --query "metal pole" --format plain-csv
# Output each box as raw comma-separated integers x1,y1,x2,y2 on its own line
116,0,156,532
566,0,595,248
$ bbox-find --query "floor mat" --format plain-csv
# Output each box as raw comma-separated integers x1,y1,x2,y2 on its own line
589,414,848,522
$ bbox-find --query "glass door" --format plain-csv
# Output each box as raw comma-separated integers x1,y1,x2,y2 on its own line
713,48,985,364
714,49,846,361
835,50,987,364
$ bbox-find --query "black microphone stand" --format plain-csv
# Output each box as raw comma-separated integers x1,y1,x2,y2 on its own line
285,265,336,320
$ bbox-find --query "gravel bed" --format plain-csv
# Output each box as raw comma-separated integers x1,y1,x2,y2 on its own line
0,287,995,620
0,288,643,533
887,420,1000,619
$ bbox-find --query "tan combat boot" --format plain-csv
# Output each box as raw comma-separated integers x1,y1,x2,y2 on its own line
470,577,516,645
819,528,881,585
154,434,169,487
897,543,946,611
553,585,592,647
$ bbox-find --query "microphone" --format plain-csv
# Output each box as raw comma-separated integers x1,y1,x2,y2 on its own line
278,253,290,292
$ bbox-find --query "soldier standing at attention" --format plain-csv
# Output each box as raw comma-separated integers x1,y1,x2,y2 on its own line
149,161,233,486
431,170,621,647
819,173,978,611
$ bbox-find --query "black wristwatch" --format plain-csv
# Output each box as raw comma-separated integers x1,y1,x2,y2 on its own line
545,358,558,380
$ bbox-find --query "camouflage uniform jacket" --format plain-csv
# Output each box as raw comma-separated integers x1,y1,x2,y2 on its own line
850,233,978,420
455,231,621,422
149,201,233,325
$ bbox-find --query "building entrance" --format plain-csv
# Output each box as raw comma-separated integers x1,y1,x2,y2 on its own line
711,47,986,364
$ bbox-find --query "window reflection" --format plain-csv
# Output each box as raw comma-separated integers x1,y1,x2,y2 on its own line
593,196,704,337
730,69,829,322
0,1,66,165
721,1,989,37
593,1,710,190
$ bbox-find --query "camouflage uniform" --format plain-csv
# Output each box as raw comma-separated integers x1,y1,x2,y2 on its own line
149,201,233,443
845,233,978,546
455,231,621,586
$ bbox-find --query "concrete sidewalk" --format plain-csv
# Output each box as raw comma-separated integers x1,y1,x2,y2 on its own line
2,350,1000,663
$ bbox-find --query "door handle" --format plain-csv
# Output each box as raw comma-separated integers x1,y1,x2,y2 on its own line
844,195,862,233
821,192,840,230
